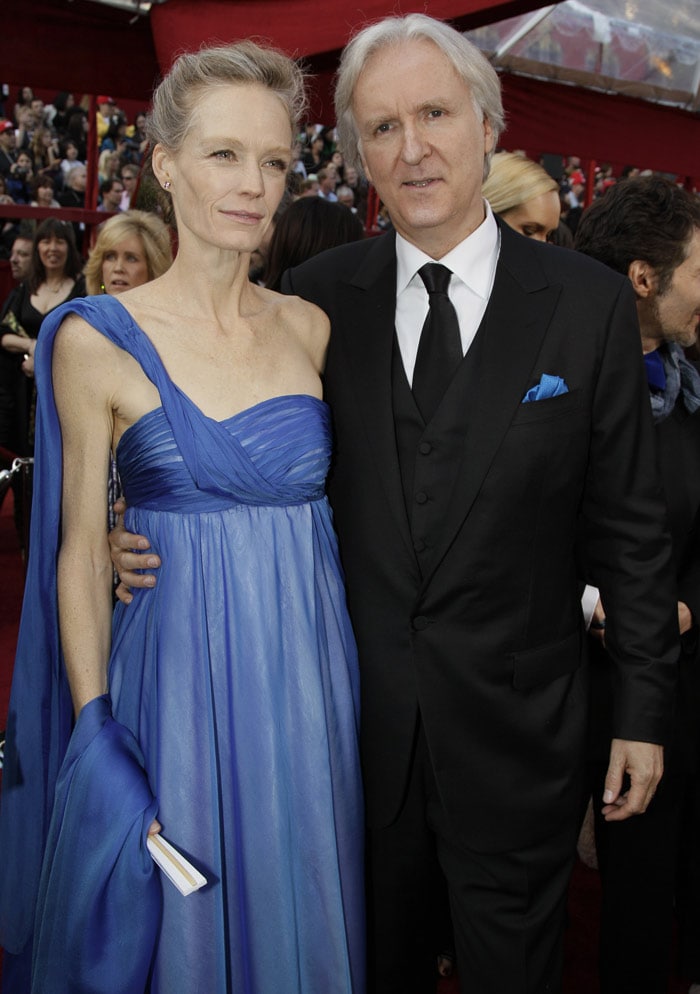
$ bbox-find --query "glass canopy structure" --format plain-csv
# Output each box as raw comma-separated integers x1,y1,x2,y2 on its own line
466,0,700,111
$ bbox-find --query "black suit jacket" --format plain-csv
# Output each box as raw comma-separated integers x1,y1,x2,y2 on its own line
589,388,700,764
282,221,679,853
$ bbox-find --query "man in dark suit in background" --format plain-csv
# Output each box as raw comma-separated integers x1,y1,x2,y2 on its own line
576,177,700,994
112,15,678,993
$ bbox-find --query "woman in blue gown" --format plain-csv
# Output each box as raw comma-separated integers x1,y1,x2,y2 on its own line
0,42,364,994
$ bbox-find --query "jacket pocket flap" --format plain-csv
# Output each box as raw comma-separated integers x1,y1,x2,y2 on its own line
512,630,581,690
512,389,582,425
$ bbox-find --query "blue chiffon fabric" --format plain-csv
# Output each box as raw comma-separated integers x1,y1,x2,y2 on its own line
0,294,365,993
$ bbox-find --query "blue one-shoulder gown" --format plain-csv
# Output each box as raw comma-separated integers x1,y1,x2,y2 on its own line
0,295,365,994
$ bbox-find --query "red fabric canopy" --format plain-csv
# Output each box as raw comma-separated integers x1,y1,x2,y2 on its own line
149,0,543,68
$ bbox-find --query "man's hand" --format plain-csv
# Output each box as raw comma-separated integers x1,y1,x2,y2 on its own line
109,497,160,604
602,738,663,821
589,596,606,647
678,601,693,635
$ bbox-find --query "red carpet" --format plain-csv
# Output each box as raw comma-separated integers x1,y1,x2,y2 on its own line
0,491,692,992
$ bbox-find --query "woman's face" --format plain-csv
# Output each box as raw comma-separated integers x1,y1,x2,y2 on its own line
154,82,292,257
36,183,54,206
135,113,146,132
38,234,68,273
101,233,150,293
501,189,561,242
65,143,78,160
17,152,32,173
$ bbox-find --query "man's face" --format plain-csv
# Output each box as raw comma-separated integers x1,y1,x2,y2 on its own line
320,167,337,193
121,171,137,194
10,238,32,281
105,182,124,209
352,38,493,258
648,228,700,349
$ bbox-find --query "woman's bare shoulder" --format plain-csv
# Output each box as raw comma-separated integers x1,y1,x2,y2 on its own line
274,291,330,358
52,313,127,383
53,312,112,349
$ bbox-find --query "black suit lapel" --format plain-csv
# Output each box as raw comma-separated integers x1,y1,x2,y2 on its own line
421,225,563,583
330,233,416,561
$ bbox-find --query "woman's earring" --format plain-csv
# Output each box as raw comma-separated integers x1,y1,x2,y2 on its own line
100,283,106,293
163,180,171,190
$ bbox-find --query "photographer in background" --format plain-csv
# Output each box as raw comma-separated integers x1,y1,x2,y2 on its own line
6,151,34,204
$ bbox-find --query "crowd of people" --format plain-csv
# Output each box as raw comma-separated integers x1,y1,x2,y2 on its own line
0,15,698,994
0,78,656,260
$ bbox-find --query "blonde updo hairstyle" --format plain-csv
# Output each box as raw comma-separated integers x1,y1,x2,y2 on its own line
481,151,559,216
85,209,174,295
147,40,307,156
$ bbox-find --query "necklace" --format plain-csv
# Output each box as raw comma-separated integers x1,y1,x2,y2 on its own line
46,278,66,295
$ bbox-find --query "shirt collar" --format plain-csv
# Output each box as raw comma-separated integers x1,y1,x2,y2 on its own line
395,201,500,296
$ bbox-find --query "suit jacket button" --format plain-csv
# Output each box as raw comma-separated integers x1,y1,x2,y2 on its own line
415,491,428,504
413,615,428,631
419,441,432,455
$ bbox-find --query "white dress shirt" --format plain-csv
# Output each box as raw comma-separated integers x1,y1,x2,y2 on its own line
394,202,500,385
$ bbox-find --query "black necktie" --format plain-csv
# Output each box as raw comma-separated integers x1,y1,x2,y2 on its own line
411,263,463,422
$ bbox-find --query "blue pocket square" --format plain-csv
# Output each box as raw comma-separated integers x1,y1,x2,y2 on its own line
522,373,569,403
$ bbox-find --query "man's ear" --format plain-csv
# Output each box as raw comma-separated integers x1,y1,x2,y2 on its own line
483,115,495,157
628,259,658,298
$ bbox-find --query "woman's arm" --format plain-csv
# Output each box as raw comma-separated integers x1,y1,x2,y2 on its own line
1,332,34,355
53,315,116,716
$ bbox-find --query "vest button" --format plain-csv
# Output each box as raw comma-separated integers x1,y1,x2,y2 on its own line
418,441,432,455
415,491,428,505
413,615,428,631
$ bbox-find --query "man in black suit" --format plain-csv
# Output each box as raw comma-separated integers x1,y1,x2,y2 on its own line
111,15,678,993
576,177,700,994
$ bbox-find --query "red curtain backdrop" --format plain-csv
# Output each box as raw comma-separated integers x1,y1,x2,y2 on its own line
500,74,700,188
4,0,158,99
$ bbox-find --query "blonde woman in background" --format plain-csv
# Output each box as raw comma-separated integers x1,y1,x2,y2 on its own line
85,209,173,296
482,150,561,242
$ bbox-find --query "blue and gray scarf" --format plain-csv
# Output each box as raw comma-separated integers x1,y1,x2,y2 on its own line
644,343,700,424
